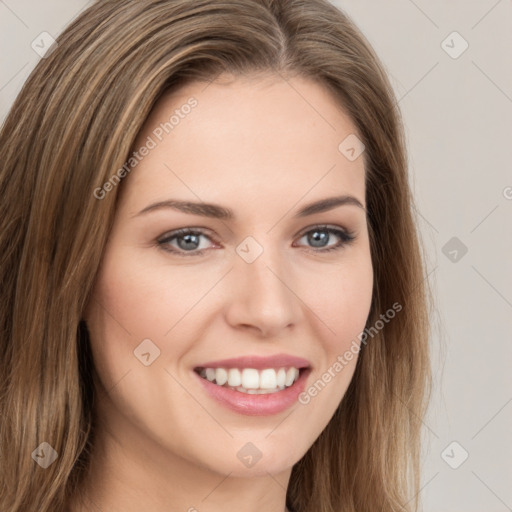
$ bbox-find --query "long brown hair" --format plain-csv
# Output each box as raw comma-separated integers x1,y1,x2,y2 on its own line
0,1,431,510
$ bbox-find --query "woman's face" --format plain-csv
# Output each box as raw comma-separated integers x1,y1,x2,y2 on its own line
85,73,373,480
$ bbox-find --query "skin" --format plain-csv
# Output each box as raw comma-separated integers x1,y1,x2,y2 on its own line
74,73,373,512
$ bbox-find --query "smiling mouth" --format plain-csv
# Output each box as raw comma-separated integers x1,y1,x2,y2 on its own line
194,366,303,394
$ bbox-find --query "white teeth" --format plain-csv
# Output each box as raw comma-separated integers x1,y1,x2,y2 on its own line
215,368,228,386
227,368,242,387
241,368,260,389
259,368,277,389
276,368,286,387
285,367,298,386
198,366,301,392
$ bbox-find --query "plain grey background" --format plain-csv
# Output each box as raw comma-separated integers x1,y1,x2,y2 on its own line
1,1,511,511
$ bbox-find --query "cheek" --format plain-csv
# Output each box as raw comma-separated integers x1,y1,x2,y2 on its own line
289,256,373,446
307,255,374,347
83,248,229,385
296,257,372,404
88,252,211,337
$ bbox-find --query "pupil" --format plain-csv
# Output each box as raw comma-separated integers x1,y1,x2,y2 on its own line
178,234,199,250
308,230,328,247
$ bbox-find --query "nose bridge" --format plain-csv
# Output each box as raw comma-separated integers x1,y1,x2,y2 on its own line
226,239,300,335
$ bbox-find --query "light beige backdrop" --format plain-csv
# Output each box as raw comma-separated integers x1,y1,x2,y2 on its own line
1,1,511,511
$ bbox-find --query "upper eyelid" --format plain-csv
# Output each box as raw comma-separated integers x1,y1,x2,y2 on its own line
296,223,352,236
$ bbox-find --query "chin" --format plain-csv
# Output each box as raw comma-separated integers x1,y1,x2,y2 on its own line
216,436,310,478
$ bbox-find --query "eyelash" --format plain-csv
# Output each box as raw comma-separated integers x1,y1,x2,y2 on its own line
156,225,356,257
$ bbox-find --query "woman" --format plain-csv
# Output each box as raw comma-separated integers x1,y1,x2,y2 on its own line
0,1,431,511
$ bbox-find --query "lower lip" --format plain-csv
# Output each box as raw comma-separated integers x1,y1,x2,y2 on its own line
194,369,310,416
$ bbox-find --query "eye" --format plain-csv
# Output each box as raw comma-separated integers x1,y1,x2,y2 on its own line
157,225,356,257
294,225,356,253
157,228,217,256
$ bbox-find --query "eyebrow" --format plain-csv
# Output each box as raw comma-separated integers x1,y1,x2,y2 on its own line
133,195,365,220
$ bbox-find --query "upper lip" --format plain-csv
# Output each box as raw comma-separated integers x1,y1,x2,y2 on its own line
194,353,311,370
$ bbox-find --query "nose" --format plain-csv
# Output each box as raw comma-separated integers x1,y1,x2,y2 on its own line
224,245,302,338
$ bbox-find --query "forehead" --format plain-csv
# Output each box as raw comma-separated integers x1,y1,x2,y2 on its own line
122,73,366,212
